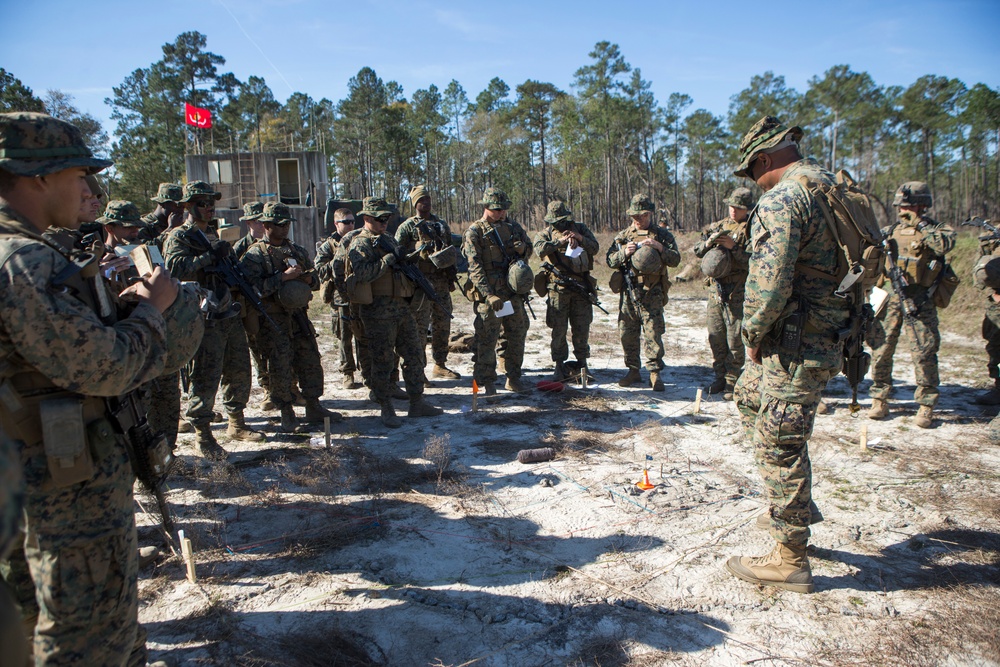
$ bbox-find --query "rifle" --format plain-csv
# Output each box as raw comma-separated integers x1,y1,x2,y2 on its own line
540,261,609,315
962,216,1000,242
376,235,454,319
836,298,874,414
881,223,922,341
488,226,536,320
189,229,284,335
106,391,175,536
614,240,644,307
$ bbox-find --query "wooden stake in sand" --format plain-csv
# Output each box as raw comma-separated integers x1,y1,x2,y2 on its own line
178,530,196,583
693,388,703,414
323,417,331,449
580,367,588,389
859,423,868,451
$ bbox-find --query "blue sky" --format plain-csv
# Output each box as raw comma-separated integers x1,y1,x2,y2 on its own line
2,0,998,139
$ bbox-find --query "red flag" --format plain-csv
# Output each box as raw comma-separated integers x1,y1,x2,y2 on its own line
184,102,212,129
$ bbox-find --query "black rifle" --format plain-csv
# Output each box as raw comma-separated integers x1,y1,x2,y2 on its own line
541,261,609,314
881,223,921,340
189,229,284,335
614,240,644,307
106,391,175,537
962,216,1000,242
836,294,874,414
488,226,536,320
377,235,454,319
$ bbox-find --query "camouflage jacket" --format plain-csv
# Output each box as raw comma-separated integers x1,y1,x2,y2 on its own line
533,221,600,278
741,157,849,364
233,232,261,260
395,214,453,278
0,431,21,560
347,228,403,284
463,217,532,300
162,219,231,292
606,224,681,274
693,217,751,286
239,238,318,303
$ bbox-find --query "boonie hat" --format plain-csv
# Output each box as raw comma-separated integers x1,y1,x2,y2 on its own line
0,112,112,177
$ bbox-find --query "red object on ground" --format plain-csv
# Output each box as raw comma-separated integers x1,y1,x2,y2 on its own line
636,469,655,490
536,380,565,392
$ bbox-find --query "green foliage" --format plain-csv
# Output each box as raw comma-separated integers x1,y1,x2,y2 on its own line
0,68,46,113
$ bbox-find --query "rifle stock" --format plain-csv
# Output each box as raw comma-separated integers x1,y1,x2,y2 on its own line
541,261,608,314
377,235,453,319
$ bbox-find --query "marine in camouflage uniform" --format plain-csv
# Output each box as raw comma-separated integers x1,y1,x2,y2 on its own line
345,197,443,427
331,225,379,395
239,202,341,432
137,182,183,250
0,112,203,665
606,194,681,391
315,208,366,390
692,187,754,397
973,226,1000,405
868,182,956,428
396,185,461,381
463,188,534,394
533,200,600,381
0,430,27,666
231,202,272,397
163,181,263,457
721,116,851,594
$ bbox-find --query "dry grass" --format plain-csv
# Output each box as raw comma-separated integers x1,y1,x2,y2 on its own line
423,434,453,486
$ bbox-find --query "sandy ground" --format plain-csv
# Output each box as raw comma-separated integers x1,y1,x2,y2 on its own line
137,286,1000,667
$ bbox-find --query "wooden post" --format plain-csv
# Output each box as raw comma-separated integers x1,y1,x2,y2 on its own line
324,417,331,449
860,423,868,451
178,530,197,583
693,388,703,414
580,367,588,389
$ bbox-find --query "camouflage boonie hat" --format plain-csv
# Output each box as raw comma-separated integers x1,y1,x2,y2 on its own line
97,200,144,227
626,194,655,216
723,187,756,210
180,180,221,202
150,182,183,203
358,196,393,219
239,201,264,222
543,200,574,224
479,187,511,210
0,112,112,177
733,115,803,178
85,174,106,200
260,202,294,223
892,181,933,208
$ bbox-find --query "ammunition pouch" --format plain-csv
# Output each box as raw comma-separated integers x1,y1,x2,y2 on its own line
930,262,960,309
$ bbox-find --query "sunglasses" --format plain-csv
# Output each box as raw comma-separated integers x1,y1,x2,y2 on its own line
269,220,290,227
192,200,215,208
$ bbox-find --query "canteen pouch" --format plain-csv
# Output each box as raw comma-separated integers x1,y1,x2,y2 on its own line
40,398,94,487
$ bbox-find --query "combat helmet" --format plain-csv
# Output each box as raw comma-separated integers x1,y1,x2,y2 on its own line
0,112,112,176
973,255,1000,291
701,247,733,279
507,259,534,295
278,280,313,309
892,182,933,208
631,245,662,275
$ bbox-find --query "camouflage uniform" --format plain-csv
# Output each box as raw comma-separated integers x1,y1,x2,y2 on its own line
137,182,183,250
330,228,372,388
606,195,681,377
869,207,956,408
238,207,326,412
730,119,848,550
233,203,268,392
0,431,27,665
533,201,600,373
692,188,754,391
163,212,253,429
463,188,533,390
395,207,457,375
975,232,1000,402
346,205,428,409
316,230,363,381
0,111,204,666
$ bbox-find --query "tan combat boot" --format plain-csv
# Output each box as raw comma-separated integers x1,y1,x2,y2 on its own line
380,402,402,428
432,364,461,380
279,406,299,433
178,419,194,434
505,376,528,392
305,399,343,423
725,542,814,594
868,398,888,419
195,425,227,460
408,397,444,418
815,400,830,415
618,368,641,387
342,372,357,390
227,411,266,442
650,371,664,392
551,362,567,382
914,405,934,429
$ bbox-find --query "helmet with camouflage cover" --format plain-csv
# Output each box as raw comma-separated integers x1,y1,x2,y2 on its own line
239,201,264,222
544,200,574,226
973,254,1000,291
631,245,662,275
150,182,183,204
180,180,221,202
507,259,534,295
278,280,313,309
260,202,293,223
480,187,511,211
892,181,933,208
723,187,756,210
734,115,803,178
626,194,655,217
97,200,144,227
0,112,112,177
701,246,733,279
358,196,393,219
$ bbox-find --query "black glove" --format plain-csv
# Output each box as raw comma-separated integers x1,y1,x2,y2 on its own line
210,238,231,259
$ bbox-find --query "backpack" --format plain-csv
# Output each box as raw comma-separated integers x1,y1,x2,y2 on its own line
793,169,883,301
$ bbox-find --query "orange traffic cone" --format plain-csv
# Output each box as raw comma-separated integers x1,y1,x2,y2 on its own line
636,468,655,490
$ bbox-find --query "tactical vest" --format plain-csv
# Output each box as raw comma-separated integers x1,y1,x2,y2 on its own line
345,232,414,301
618,228,662,285
410,217,450,276
477,220,516,277
888,223,942,288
